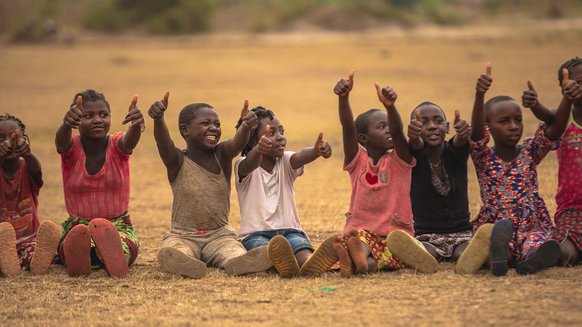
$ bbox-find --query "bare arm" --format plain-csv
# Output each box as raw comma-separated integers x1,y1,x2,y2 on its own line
148,93,183,183
375,83,413,164
219,101,257,160
407,109,424,150
237,125,272,178
545,70,581,141
452,110,470,147
118,95,144,154
56,95,83,154
471,63,492,142
290,132,332,169
334,71,359,165
522,80,556,124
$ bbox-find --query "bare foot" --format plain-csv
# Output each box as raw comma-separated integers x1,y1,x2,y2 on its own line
347,229,368,274
333,235,353,278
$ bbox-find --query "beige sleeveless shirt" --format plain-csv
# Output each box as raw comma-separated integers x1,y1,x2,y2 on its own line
170,155,230,232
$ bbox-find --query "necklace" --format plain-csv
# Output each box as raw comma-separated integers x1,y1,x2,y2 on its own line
429,160,442,169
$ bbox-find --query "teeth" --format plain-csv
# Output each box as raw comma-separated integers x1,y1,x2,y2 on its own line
207,135,216,140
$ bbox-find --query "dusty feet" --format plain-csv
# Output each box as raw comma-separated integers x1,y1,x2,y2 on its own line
267,235,300,278
332,235,353,278
300,235,338,277
347,229,368,274
63,224,91,277
90,218,128,278
0,222,21,277
158,247,207,279
455,223,493,275
30,220,61,275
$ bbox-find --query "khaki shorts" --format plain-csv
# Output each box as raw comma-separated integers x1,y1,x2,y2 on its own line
160,225,246,268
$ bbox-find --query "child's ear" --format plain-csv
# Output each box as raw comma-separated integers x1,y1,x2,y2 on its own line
357,133,368,145
179,124,188,137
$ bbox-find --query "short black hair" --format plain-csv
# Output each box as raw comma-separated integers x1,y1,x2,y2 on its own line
355,109,382,135
236,106,275,156
71,89,110,111
558,57,582,86
0,113,29,145
412,101,447,120
484,95,516,121
178,103,213,130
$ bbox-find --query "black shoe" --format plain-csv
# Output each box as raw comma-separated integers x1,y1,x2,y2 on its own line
489,219,513,277
515,240,560,275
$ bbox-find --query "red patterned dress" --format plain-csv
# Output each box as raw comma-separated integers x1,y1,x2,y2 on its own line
553,113,582,250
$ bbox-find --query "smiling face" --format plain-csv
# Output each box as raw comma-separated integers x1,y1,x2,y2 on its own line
486,100,523,147
0,119,21,160
78,100,111,140
259,116,286,158
181,107,221,150
416,104,449,148
359,110,393,151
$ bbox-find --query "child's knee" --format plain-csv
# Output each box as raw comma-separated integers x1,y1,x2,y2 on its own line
559,239,578,266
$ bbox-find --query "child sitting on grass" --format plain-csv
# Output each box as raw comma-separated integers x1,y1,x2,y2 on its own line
470,62,573,276
407,103,493,274
331,71,438,277
149,94,272,279
0,114,60,276
521,57,582,266
55,90,144,278
234,106,337,278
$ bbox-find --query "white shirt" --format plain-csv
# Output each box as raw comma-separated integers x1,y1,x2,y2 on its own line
235,151,304,239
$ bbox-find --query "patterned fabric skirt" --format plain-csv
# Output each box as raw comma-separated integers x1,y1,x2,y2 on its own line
473,200,553,262
56,213,139,267
338,229,405,271
16,237,36,270
553,209,582,250
415,230,473,258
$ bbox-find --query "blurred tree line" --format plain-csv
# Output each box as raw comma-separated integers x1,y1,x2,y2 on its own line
0,0,580,42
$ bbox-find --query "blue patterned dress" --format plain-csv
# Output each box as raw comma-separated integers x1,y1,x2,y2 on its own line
471,124,554,261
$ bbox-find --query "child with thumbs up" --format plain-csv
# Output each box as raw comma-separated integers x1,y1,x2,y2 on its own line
0,114,61,277
522,57,582,267
330,71,438,278
54,89,144,278
470,62,572,276
149,95,272,279
233,106,336,278
407,102,494,274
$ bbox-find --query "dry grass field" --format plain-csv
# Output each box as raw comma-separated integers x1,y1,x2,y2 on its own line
1,22,582,326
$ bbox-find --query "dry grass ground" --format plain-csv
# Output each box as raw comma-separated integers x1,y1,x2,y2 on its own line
1,23,582,326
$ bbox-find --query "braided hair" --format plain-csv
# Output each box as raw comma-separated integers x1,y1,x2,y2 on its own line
235,106,274,156
0,113,29,145
558,57,582,86
71,89,110,111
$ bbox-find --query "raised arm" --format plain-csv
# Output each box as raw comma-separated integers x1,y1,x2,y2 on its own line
118,95,144,154
290,132,332,169
471,62,492,142
55,95,82,153
522,80,556,124
452,110,470,147
375,82,413,164
237,125,272,178
407,109,424,150
148,92,183,182
219,100,258,160
545,69,580,141
334,70,359,165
